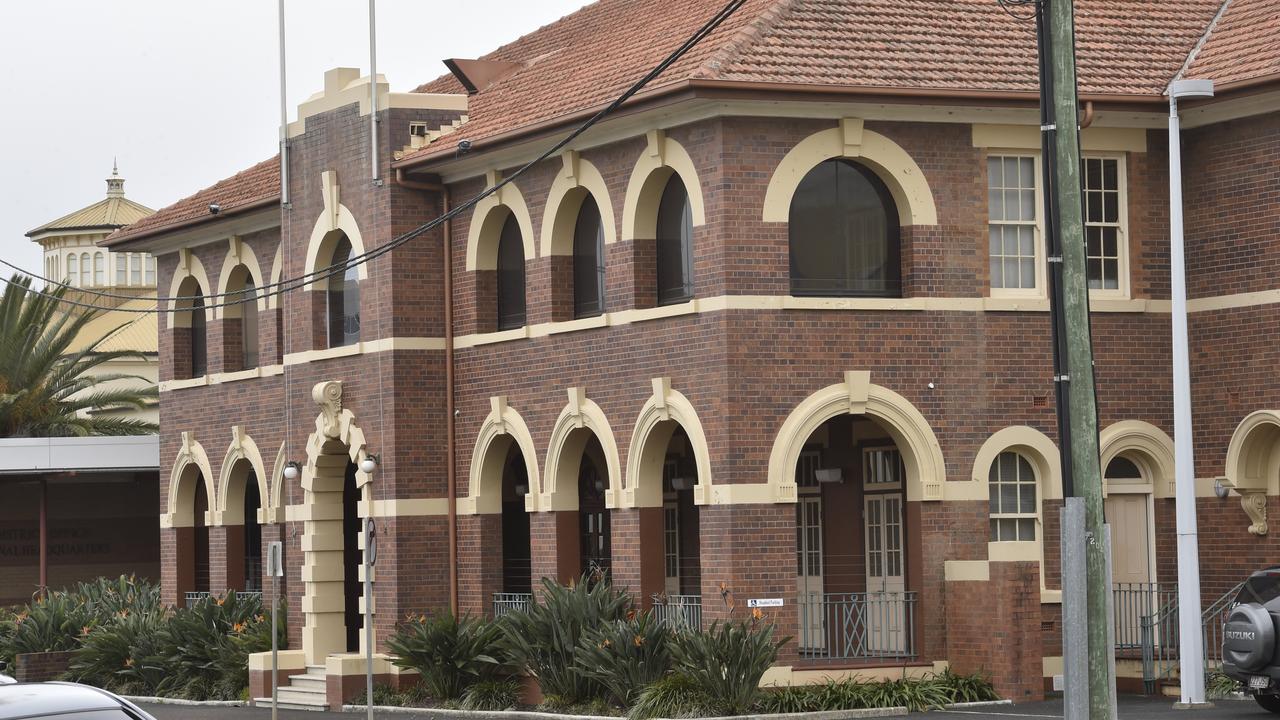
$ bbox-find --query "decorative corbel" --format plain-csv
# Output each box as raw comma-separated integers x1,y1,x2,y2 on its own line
1242,490,1269,536
313,380,344,439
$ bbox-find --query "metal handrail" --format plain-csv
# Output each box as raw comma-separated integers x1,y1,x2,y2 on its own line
651,594,703,630
492,592,533,618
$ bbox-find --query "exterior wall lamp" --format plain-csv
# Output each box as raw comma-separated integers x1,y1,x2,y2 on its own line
359,453,380,474
282,461,301,481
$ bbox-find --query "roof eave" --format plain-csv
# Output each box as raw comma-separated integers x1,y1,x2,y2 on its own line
393,79,1170,171
102,196,281,250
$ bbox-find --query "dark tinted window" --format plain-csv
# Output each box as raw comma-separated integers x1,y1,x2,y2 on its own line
1104,456,1142,480
656,174,694,305
789,159,901,297
573,196,606,318
327,235,360,348
190,291,207,378
496,214,527,330
241,278,259,369
1239,572,1280,606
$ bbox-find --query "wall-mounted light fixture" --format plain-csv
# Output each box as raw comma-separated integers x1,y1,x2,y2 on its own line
360,453,380,475
815,468,845,484
1213,479,1229,499
670,476,694,491
282,461,301,481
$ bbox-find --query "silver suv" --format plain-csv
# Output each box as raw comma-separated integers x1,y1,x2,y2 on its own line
1223,568,1280,713
0,681,156,720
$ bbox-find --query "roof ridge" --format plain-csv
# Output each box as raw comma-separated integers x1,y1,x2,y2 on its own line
694,0,800,80
1171,0,1234,85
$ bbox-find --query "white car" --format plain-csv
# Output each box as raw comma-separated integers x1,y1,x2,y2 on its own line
0,681,157,720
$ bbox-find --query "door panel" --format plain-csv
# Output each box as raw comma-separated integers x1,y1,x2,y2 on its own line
865,494,906,653
796,496,824,650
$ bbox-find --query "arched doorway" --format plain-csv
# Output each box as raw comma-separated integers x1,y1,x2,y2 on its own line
578,435,611,576
501,445,532,596
794,415,913,661
191,473,211,603
243,475,263,592
342,461,362,652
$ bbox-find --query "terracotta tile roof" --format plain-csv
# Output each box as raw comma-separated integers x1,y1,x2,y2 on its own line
1184,0,1280,87
398,0,1248,165
103,155,280,247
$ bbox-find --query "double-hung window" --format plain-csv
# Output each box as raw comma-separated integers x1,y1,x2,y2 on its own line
987,155,1041,295
1083,156,1126,294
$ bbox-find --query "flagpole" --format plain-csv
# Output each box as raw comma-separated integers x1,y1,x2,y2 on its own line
369,0,380,183
278,0,290,206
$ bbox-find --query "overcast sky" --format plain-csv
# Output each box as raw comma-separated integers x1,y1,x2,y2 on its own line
0,0,592,279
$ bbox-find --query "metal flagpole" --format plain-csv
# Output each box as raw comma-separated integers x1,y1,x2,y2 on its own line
278,0,289,206
369,0,380,183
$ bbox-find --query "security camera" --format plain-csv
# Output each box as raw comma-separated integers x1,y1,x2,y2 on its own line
208,203,222,215
456,139,473,154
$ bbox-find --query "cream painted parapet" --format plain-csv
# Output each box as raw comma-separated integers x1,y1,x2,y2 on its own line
215,236,268,319
621,130,707,243
466,170,536,271
287,67,467,139
623,378,714,507
303,171,369,291
162,431,216,529
461,396,542,515
766,371,946,503
299,380,376,665
540,151,618,257
213,425,270,526
165,249,213,330
1099,420,1175,499
762,118,938,227
540,387,622,511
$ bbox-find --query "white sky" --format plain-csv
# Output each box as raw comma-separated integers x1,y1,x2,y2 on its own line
0,0,592,279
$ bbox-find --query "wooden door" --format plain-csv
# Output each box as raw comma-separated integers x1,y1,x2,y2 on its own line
864,494,906,653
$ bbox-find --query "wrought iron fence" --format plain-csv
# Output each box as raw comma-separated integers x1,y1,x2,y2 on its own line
1113,583,1176,651
183,590,263,606
492,592,533,618
797,592,917,662
651,594,702,630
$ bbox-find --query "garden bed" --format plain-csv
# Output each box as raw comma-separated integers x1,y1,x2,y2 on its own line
339,705,908,720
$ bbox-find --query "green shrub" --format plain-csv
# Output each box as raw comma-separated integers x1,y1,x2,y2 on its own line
353,683,406,707
755,684,827,713
385,611,504,701
936,669,999,704
1207,671,1242,699
628,673,716,720
461,678,522,711
68,609,168,693
575,612,673,707
74,576,163,621
154,590,279,701
668,619,784,716
860,677,951,712
500,575,631,703
0,592,93,666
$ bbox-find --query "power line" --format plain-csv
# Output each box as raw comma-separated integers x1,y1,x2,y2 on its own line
3,0,748,315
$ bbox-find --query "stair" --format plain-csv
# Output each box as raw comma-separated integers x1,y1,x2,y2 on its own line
255,665,329,711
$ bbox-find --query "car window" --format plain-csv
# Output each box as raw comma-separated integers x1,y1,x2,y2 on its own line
39,711,134,720
1239,574,1280,605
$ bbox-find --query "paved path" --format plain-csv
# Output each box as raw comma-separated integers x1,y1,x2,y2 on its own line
136,696,1270,719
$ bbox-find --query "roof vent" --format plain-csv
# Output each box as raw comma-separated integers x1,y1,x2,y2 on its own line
443,58,523,95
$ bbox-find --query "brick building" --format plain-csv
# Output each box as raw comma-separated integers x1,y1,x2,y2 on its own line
101,0,1280,708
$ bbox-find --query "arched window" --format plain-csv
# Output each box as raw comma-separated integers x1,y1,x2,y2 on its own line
67,255,77,285
1105,456,1142,481
656,174,694,305
79,252,91,287
989,451,1036,542
573,196,606,318
326,235,361,348
190,292,208,378
496,215,526,330
789,159,901,297
242,279,259,370
93,253,104,286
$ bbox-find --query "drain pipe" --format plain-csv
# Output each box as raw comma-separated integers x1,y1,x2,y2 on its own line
391,169,458,614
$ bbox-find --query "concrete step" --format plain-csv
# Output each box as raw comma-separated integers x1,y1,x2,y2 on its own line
305,665,326,674
255,697,330,712
289,675,327,691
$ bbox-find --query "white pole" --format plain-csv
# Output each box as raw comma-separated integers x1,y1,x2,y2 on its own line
1168,79,1211,708
271,554,279,720
278,0,289,206
369,0,379,183
365,518,375,720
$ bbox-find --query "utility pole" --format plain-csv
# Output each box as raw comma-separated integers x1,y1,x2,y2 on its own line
1044,1,1113,718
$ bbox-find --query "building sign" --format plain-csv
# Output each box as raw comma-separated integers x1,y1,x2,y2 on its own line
747,598,784,608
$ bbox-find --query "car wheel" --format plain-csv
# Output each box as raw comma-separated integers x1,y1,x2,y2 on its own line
1255,693,1280,714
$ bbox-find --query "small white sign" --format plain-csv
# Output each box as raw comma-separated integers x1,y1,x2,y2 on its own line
747,598,784,608
267,541,284,578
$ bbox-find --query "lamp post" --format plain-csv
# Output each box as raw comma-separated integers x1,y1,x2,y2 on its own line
1168,77,1214,709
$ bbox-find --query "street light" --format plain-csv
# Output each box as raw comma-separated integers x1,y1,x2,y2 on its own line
1168,76,1213,709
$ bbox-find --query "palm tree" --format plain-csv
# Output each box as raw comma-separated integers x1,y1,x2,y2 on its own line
0,275,158,436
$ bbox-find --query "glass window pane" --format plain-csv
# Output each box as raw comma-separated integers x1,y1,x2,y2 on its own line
1103,159,1117,190
990,257,1003,288
989,226,1003,255
1006,190,1022,221
1019,226,1034,256
1003,259,1019,288
1020,259,1035,288
115,254,126,284
496,214,527,329
1021,190,1035,221
656,174,694,304
999,451,1017,480
1104,192,1118,223
1086,227,1101,257
1000,483,1018,513
146,256,156,285
1020,157,1035,187
1086,158,1101,189
790,160,900,297
1087,192,1102,223
1103,227,1118,257
1018,518,1036,541
988,157,1003,188
327,235,359,348
573,195,605,317
1004,157,1019,187
989,189,1003,220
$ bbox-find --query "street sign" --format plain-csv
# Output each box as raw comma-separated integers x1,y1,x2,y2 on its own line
267,541,284,578
747,598,783,608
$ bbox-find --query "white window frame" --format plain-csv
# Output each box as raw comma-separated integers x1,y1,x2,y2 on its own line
984,150,1131,301
988,450,1040,543
1081,153,1130,300
986,153,1046,299
863,445,904,492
